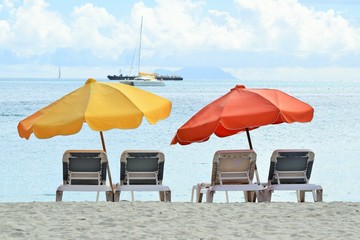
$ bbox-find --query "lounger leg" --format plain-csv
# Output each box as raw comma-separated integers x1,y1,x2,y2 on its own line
96,191,100,202
106,191,114,202
257,189,271,202
131,191,135,202
254,190,264,202
56,190,63,202
198,193,203,203
159,191,165,202
243,191,255,202
196,184,203,203
206,189,214,203
243,191,248,202
252,191,257,202
311,190,316,202
114,191,120,202
191,186,196,202
315,189,323,202
298,190,305,202
225,191,229,203
165,191,171,202
311,189,323,202
245,191,256,202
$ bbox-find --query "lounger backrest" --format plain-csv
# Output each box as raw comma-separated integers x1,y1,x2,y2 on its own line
211,150,256,186
268,149,314,184
120,150,164,185
62,150,108,185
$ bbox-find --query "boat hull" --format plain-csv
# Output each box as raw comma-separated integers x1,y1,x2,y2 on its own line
155,76,183,81
119,80,165,86
107,75,136,80
108,75,182,81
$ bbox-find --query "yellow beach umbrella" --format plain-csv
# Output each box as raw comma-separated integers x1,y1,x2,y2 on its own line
17,78,172,190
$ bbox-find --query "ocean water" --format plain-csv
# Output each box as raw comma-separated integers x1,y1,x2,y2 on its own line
0,77,359,202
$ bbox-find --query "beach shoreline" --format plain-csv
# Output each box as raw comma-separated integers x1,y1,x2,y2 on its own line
0,201,359,239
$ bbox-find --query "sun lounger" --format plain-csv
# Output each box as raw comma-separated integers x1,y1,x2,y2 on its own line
56,150,113,202
114,150,171,202
262,149,323,202
192,150,265,203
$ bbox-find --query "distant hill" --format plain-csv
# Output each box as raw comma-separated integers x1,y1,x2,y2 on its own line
155,67,236,80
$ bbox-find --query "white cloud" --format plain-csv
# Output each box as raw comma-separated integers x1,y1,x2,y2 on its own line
130,0,207,58
0,0,359,70
2,0,15,9
128,0,360,59
70,3,132,59
204,10,254,50
8,0,71,57
0,0,133,59
0,20,10,42
234,0,360,55
128,0,256,59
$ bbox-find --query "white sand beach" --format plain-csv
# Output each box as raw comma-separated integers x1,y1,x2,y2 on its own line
0,202,359,239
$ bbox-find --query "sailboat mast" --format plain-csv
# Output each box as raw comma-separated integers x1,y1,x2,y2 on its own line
138,16,143,74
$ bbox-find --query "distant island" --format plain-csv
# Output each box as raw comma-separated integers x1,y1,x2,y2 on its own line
155,67,236,80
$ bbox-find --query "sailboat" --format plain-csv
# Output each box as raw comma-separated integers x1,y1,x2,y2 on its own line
58,66,61,79
107,17,164,86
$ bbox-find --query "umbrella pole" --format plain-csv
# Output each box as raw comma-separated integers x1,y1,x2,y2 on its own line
100,131,115,195
245,128,260,201
245,128,253,150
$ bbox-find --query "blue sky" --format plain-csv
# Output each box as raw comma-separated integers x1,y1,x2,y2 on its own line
0,0,359,78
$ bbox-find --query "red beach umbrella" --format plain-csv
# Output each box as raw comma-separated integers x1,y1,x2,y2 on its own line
171,85,313,149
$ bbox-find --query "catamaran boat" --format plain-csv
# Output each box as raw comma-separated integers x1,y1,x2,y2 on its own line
109,17,165,87
121,75,165,86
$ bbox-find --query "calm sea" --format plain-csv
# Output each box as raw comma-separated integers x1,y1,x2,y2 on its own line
0,77,359,202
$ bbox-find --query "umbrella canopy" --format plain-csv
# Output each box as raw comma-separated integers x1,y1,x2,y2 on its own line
171,85,313,148
18,78,172,139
